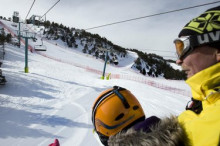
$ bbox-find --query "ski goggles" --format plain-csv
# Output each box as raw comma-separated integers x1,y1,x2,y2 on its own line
173,30,220,60
173,36,192,60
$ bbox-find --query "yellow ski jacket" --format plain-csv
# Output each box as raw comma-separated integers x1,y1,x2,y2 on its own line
178,63,220,146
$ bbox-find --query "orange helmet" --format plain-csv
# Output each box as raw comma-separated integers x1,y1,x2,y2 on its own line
92,86,145,145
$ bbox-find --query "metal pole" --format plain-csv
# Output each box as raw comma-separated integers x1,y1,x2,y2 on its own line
101,51,108,80
33,16,35,25
2,39,4,60
38,16,40,28
2,28,5,59
18,22,21,48
24,37,28,73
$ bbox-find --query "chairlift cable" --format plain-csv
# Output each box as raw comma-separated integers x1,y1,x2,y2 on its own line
40,0,60,19
85,1,220,30
25,0,36,21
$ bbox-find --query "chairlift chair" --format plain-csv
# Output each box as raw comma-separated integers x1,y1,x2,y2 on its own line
11,22,17,27
23,27,29,31
99,51,104,56
113,60,118,65
113,56,118,65
34,38,47,51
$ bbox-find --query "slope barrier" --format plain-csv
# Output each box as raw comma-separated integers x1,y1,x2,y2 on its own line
85,66,191,97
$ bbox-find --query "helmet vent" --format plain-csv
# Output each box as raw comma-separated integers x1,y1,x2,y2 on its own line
133,105,139,110
115,113,124,121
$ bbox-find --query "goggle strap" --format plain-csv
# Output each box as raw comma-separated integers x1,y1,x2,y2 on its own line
113,88,130,109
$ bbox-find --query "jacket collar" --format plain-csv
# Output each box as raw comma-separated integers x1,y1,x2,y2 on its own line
186,63,220,101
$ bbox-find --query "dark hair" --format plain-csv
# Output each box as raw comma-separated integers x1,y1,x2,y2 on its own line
208,42,220,50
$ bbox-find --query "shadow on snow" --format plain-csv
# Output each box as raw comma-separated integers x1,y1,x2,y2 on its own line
0,106,93,138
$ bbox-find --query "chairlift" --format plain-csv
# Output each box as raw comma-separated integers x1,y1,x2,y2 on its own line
23,25,29,31
112,56,118,65
99,51,104,56
11,22,17,27
34,38,47,51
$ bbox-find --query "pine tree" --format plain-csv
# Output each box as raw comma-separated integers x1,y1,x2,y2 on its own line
6,34,11,43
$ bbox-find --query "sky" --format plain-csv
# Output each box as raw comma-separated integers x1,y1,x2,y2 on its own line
0,19,191,145
0,0,219,59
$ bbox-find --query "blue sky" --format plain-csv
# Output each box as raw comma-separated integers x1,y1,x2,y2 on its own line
0,0,219,59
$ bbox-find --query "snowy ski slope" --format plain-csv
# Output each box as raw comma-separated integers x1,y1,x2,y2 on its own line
0,20,190,146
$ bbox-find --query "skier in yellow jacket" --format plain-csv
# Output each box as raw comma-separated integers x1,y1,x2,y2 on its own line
174,6,220,146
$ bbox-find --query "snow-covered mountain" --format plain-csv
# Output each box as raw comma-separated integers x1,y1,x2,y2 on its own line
2,17,186,80
32,19,186,80
0,19,191,146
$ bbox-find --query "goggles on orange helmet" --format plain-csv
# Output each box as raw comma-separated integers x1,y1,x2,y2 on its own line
173,30,220,60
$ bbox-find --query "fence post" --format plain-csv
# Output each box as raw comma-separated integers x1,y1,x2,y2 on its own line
24,37,28,73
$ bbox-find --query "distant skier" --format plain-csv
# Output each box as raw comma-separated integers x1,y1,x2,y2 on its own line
92,6,220,146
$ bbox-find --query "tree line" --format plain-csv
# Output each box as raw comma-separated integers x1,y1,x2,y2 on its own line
129,49,186,80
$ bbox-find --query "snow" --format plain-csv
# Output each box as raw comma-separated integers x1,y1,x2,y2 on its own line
0,20,191,146
170,62,182,71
